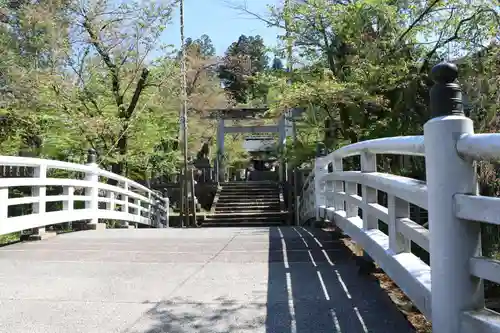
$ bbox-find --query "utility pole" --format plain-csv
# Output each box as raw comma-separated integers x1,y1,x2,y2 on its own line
179,0,189,227
284,0,298,224
285,0,292,77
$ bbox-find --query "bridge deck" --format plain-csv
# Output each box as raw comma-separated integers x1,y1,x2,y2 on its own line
0,227,415,333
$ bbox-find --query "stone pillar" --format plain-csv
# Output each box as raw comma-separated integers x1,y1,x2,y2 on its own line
424,62,483,333
278,115,286,182
217,117,225,182
314,142,327,224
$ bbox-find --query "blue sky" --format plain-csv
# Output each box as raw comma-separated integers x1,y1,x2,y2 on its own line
161,0,283,56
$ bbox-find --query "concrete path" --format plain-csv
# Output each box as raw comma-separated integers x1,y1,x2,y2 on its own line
0,227,415,333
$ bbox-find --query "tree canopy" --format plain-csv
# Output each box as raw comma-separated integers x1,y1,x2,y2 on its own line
217,34,269,104
1,0,498,179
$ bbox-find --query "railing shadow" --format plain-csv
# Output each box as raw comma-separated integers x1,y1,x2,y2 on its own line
128,298,265,333
265,226,416,333
117,226,416,333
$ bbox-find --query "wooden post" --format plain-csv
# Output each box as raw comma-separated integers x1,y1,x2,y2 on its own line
179,170,185,228
190,169,196,227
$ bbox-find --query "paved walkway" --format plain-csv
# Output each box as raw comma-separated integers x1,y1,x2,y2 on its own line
0,227,415,333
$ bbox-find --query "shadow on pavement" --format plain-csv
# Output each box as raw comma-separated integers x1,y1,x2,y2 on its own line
125,226,415,333
132,298,266,333
265,226,416,333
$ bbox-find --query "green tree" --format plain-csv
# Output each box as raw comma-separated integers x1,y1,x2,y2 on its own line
243,0,499,149
0,0,71,156
271,57,284,71
183,34,216,58
59,0,177,176
218,34,269,103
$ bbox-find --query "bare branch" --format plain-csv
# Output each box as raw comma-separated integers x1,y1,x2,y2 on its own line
222,0,285,29
419,7,498,73
124,68,149,119
398,0,442,43
82,14,124,113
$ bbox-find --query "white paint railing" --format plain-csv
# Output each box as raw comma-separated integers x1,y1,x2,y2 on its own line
299,62,500,333
0,153,169,236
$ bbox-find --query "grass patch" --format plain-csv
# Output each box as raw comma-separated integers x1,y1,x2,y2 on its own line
0,232,20,246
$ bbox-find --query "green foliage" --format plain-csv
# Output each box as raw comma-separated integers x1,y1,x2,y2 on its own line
218,34,270,103
184,34,216,58
0,0,231,179
254,0,499,165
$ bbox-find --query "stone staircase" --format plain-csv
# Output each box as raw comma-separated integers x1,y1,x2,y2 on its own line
201,181,287,227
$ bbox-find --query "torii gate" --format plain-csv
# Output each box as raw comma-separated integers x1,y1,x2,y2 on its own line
202,107,298,182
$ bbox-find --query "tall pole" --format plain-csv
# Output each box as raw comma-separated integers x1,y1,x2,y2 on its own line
179,0,189,227
284,0,298,224
285,0,292,76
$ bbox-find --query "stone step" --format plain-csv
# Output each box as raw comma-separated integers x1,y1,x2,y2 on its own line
215,204,281,209
221,190,278,194
219,193,279,197
215,201,280,206
205,211,287,218
222,188,278,192
218,198,279,202
213,213,282,217
215,205,281,211
215,206,280,211
201,221,284,227
217,197,280,205
218,194,278,197
221,191,278,193
222,181,277,185
222,184,277,187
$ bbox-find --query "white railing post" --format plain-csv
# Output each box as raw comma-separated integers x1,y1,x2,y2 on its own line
345,182,357,217
361,152,378,229
314,142,327,222
155,190,170,228
146,191,152,225
106,190,115,212
0,186,8,232
62,185,74,230
325,162,334,211
129,197,139,229
424,62,483,333
85,149,105,230
164,195,170,228
333,157,344,212
121,181,130,228
314,165,326,222
388,195,410,253
30,163,49,238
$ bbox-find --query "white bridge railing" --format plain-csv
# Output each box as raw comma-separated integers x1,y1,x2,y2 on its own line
298,62,500,333
0,149,169,236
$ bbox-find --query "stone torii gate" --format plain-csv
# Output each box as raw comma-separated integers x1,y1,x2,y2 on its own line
202,107,297,182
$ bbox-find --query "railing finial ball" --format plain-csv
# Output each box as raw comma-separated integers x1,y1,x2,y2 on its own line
431,61,458,84
316,141,327,157
87,148,97,164
429,61,464,118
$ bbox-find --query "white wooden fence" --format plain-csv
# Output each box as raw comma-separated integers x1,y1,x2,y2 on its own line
298,62,500,333
0,154,169,236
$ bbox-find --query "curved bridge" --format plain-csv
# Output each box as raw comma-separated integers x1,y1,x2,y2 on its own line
0,227,414,333
1,63,500,333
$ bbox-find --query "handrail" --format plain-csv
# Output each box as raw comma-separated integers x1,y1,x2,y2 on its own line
298,63,500,333
0,156,158,196
456,133,500,161
0,156,170,236
328,135,425,159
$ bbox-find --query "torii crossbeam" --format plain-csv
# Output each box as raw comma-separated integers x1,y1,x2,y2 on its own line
202,107,301,182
